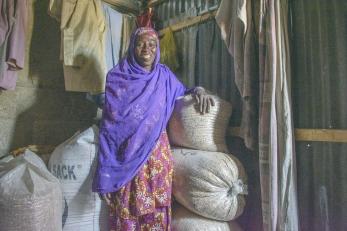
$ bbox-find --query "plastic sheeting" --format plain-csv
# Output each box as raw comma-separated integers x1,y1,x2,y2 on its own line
291,1,347,230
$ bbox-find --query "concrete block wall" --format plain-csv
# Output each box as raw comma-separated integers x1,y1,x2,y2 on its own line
0,0,98,157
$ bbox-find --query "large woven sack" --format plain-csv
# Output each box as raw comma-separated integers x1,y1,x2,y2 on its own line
0,150,62,231
48,125,108,231
168,94,232,152
172,203,243,231
172,148,247,221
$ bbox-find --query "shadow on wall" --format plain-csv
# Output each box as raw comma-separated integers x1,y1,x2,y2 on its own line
227,137,263,231
9,0,98,153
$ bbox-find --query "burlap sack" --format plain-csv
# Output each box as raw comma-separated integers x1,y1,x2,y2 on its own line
172,148,247,221
172,203,243,231
168,94,232,152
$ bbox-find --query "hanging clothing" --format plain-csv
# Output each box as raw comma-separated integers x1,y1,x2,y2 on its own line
258,0,299,230
109,132,173,231
160,27,179,72
92,27,189,194
85,3,123,108
215,0,258,150
0,0,28,90
48,0,107,93
119,14,136,59
102,2,123,71
47,0,62,22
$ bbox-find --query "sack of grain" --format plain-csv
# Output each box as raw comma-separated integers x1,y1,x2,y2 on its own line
172,148,247,221
0,150,62,231
168,94,232,152
48,125,108,231
172,203,243,231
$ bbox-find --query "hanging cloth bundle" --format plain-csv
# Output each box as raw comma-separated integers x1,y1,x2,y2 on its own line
136,7,154,27
160,27,179,72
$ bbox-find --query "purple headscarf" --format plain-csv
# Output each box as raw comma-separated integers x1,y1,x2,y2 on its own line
92,27,187,193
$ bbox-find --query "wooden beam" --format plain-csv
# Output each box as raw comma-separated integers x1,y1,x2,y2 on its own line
158,10,218,35
148,0,167,7
102,0,140,14
10,145,56,157
228,127,347,143
294,128,347,143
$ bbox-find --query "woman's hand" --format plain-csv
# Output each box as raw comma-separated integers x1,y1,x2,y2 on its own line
99,192,114,208
193,87,215,114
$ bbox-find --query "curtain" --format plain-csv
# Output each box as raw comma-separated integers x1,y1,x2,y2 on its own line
258,0,299,230
215,0,259,151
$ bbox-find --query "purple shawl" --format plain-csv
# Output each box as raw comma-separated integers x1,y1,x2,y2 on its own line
92,27,187,193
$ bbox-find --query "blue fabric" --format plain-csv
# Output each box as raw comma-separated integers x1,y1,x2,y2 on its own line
102,3,123,70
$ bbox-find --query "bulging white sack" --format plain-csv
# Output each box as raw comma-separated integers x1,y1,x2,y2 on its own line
0,150,62,231
172,203,243,231
48,125,108,231
168,94,232,152
172,148,247,221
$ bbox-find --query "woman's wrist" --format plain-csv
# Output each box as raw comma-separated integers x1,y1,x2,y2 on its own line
193,86,205,95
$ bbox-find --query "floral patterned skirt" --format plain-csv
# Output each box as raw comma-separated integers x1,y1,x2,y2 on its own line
109,132,173,231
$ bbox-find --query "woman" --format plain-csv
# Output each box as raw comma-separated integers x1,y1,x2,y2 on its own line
93,27,214,230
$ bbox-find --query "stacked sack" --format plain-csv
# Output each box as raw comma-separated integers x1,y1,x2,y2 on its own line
168,94,248,230
0,150,62,231
48,125,109,231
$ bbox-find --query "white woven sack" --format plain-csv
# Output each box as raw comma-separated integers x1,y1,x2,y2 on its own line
48,125,108,231
0,150,62,231
168,94,232,152
172,148,247,221
0,154,13,163
172,203,243,231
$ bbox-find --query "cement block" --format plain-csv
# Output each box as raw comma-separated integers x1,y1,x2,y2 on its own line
0,119,16,157
14,86,37,116
32,120,93,145
23,89,97,121
16,72,41,89
0,90,17,118
7,116,35,151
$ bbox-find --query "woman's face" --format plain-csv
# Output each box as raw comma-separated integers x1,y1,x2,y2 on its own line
134,33,157,71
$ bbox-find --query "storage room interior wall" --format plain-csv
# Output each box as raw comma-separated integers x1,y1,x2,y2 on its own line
291,0,347,230
0,0,98,157
1,0,346,230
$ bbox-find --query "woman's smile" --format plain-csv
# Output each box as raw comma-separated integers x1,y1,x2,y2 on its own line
134,33,158,71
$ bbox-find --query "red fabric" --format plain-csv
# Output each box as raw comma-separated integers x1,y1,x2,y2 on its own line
137,8,154,28
109,132,173,230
